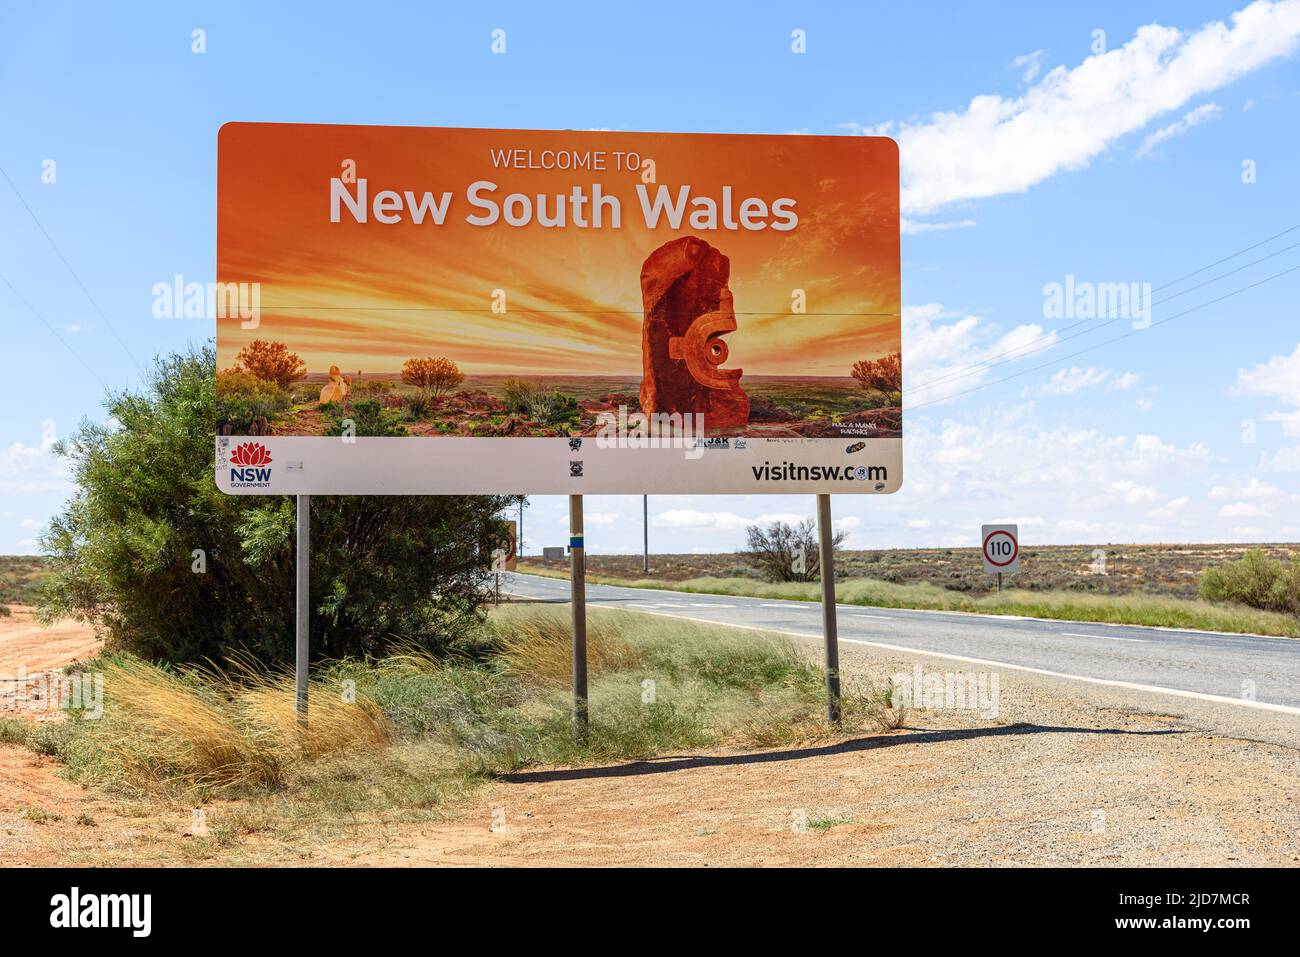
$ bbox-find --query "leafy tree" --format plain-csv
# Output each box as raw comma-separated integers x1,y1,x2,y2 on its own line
743,518,844,583
402,356,463,399
39,345,515,664
1199,549,1300,619
236,339,307,389
850,352,903,394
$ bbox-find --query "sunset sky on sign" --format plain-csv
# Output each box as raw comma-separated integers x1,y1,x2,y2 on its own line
216,124,900,377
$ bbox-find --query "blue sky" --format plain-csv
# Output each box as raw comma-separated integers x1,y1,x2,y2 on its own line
1,0,1298,555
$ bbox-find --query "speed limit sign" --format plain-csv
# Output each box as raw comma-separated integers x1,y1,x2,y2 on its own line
981,524,1019,574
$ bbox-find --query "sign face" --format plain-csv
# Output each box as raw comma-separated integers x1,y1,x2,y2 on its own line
216,123,901,495
981,525,1019,575
492,520,518,572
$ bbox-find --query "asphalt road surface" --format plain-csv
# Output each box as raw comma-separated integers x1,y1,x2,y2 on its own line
503,573,1300,714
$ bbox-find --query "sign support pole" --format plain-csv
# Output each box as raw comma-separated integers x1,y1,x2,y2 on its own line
295,494,310,729
997,572,1002,593
643,494,649,574
816,493,842,724
569,494,589,742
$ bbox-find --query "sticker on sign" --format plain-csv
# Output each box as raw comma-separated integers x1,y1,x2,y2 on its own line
981,524,1019,575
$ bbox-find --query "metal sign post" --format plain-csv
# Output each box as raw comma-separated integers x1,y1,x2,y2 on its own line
816,494,842,724
643,494,649,574
569,494,589,741
295,494,310,728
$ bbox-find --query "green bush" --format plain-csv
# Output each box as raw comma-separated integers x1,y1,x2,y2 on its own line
501,377,542,413
38,345,517,664
1199,549,1300,618
323,399,408,437
498,378,578,427
216,369,290,432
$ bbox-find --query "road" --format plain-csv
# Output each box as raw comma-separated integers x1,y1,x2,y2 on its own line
503,573,1300,713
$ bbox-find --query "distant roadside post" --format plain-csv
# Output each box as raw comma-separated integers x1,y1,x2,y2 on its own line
492,520,518,604
215,123,900,733
982,524,1020,592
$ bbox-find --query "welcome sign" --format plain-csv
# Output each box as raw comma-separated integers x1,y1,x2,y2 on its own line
215,123,901,494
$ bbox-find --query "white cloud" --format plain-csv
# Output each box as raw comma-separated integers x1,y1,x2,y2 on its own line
653,509,751,531
854,0,1300,213
0,441,71,495
1218,502,1269,517
900,217,978,235
1233,341,1300,436
904,303,1056,405
1136,102,1223,158
1038,365,1111,396
1109,480,1162,506
1148,495,1190,518
1261,445,1300,471
1209,478,1280,500
652,509,811,532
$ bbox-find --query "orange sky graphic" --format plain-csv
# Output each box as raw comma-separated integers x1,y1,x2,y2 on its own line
217,124,899,377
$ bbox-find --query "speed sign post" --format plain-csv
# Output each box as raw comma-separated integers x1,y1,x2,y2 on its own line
981,524,1019,592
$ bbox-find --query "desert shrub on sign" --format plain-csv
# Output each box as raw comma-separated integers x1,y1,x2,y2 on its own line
322,399,408,437
38,345,516,664
235,339,307,389
402,356,463,399
1199,549,1300,619
500,378,578,426
850,351,902,398
216,369,290,432
351,378,394,398
501,377,543,412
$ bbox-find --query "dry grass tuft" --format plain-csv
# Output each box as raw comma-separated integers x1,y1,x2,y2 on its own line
491,605,642,685
90,655,393,793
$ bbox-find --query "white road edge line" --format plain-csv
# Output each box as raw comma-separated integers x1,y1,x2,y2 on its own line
1062,632,1148,643
617,606,1300,717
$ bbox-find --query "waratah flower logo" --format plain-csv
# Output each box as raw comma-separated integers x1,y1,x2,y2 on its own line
229,442,272,467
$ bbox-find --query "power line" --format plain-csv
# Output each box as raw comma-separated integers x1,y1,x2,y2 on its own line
0,272,110,391
905,262,1300,414
908,226,1300,397
0,164,145,375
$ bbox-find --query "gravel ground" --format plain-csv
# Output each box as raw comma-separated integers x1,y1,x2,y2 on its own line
309,636,1300,867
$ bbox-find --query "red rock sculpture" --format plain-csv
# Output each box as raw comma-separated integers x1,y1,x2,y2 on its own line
639,237,749,429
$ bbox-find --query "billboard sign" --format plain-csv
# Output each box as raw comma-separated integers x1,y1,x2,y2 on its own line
216,124,901,494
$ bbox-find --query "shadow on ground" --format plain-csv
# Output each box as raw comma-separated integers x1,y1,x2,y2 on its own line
493,722,1188,784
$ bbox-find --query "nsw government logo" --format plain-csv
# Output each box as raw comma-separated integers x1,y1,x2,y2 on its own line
229,441,273,488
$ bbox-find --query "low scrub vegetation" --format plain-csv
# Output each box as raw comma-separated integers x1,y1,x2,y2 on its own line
516,567,1300,638
1199,548,1300,621
28,608,903,831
